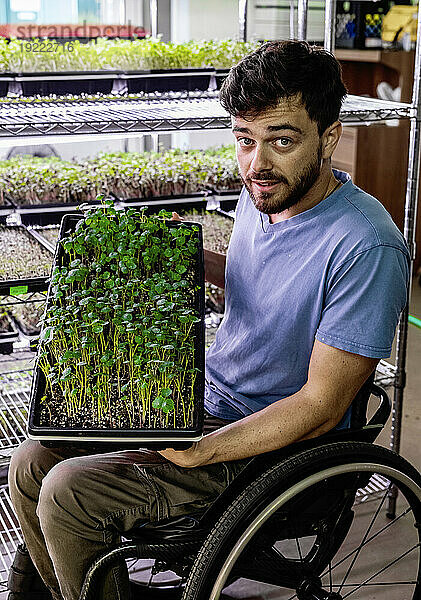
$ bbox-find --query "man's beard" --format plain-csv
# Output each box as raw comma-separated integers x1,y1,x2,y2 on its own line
243,144,323,215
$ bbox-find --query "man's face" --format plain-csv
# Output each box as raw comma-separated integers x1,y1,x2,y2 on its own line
232,97,324,215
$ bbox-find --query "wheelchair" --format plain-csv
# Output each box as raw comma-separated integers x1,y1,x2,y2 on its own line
78,375,421,600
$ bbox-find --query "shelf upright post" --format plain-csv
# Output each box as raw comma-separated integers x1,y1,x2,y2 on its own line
289,0,295,40
297,0,308,41
239,0,248,43
150,0,158,37
388,8,421,517
324,0,336,53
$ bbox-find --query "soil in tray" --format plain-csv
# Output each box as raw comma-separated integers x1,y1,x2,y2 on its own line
36,204,204,432
0,225,53,281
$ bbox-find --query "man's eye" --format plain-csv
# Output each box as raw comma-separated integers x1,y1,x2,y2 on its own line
276,138,292,147
237,138,254,147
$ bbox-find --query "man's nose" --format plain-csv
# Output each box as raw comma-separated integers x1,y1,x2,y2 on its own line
249,145,272,173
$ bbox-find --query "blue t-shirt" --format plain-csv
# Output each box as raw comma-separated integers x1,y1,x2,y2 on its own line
204,170,410,424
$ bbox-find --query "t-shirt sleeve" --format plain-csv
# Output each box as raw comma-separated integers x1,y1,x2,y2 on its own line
315,244,409,358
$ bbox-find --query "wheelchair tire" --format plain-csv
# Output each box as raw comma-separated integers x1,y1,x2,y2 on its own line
183,441,421,600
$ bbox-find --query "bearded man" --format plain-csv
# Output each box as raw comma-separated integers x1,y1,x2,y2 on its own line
8,40,409,600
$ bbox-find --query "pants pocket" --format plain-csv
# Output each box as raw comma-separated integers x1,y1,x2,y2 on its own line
133,463,171,522
133,461,240,522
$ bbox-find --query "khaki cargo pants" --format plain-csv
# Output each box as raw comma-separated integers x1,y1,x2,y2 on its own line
8,413,248,600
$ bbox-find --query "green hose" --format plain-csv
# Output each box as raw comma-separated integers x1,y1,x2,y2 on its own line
409,315,421,329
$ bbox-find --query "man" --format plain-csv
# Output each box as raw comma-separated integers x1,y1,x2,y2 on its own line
8,40,409,600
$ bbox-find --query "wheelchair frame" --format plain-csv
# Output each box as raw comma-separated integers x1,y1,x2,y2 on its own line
78,380,421,600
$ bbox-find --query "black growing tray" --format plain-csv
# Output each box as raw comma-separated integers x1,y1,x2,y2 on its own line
10,193,210,225
209,188,240,213
0,77,13,97
0,223,53,295
122,68,214,93
0,314,19,355
215,68,230,90
28,211,205,449
15,71,119,96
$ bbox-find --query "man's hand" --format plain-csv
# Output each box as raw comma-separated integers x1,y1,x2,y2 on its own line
158,438,215,468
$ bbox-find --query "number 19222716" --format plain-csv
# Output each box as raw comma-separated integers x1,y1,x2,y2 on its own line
21,41,75,53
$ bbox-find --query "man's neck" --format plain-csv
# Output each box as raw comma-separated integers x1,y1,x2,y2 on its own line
269,170,341,225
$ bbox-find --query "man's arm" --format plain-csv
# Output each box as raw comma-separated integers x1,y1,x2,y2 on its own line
204,249,226,289
158,340,379,467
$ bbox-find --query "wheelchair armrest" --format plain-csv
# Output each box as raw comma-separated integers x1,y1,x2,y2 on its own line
366,383,391,428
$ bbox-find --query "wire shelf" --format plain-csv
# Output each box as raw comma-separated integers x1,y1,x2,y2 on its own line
0,485,23,586
0,94,411,142
341,95,412,123
0,369,31,457
355,473,391,505
375,360,397,387
0,291,47,308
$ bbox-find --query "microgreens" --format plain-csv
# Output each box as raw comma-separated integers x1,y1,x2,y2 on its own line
37,199,202,430
3,37,260,73
0,147,240,206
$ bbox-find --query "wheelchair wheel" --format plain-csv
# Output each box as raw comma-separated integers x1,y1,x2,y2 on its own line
183,442,421,599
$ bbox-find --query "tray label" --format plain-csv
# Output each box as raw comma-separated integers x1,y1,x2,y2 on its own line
10,285,28,295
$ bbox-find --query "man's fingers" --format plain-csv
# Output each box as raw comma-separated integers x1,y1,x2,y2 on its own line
171,211,183,221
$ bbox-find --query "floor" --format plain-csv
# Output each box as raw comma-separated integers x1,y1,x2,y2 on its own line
0,279,420,599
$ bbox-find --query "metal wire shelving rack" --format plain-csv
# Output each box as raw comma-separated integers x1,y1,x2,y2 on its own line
0,0,419,589
0,93,412,143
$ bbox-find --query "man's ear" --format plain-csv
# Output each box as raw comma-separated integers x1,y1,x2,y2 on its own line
321,120,342,160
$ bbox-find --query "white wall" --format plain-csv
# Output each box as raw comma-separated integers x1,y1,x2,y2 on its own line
171,0,239,43
170,0,238,150
0,137,145,161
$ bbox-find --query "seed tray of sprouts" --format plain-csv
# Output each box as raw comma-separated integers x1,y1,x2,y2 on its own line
28,201,205,445
0,225,53,282
0,146,239,207
183,211,233,314
33,226,60,248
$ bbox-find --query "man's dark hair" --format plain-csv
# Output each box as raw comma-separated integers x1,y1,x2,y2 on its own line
220,40,347,136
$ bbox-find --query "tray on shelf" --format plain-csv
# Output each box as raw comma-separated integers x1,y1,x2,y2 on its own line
28,212,206,448
0,315,19,344
214,68,230,89
121,68,214,94
7,195,212,226
207,188,240,213
0,77,13,98
121,193,211,214
15,71,119,97
0,225,53,295
0,314,19,356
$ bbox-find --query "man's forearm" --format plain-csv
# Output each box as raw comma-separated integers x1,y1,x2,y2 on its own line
204,249,226,289
198,385,345,464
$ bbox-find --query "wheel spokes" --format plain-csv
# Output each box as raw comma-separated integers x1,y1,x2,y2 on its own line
341,544,421,599
321,505,412,578
338,485,389,593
